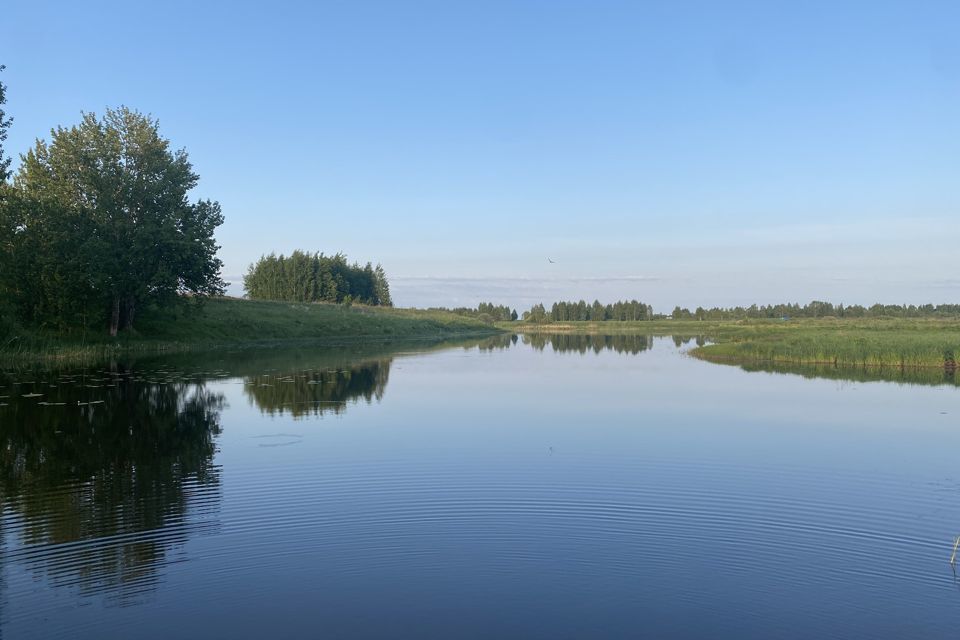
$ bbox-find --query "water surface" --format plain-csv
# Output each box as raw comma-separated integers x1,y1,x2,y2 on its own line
3,336,960,638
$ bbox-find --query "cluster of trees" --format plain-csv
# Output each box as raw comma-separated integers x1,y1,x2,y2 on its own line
549,299,652,322
669,301,960,321
439,302,518,322
243,251,392,306
522,299,652,323
0,70,225,336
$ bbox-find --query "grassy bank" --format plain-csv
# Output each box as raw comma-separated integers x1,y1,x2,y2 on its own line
509,317,960,370
691,318,960,369
1,297,500,364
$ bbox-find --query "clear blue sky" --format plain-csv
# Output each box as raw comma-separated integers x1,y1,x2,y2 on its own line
4,0,958,310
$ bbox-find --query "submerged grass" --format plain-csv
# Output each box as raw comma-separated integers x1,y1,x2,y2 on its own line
1,297,500,365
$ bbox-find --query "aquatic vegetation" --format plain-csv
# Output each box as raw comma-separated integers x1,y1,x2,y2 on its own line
684,318,960,370
516,318,960,372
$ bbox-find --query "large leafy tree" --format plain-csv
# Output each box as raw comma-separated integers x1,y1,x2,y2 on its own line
11,107,224,335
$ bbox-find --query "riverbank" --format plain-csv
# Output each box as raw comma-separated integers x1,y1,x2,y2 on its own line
1,297,500,364
509,317,960,370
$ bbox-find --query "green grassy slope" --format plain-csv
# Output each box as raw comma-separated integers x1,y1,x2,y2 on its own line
1,298,500,363
136,298,499,342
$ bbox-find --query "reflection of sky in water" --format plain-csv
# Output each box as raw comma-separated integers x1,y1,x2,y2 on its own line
4,337,960,639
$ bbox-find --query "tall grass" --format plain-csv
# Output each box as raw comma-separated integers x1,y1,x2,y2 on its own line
686,319,960,369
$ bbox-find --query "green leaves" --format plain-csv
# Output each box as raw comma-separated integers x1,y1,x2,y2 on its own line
0,65,11,181
1,107,224,334
244,251,391,307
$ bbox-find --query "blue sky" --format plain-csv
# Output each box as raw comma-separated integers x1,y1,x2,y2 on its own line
3,1,958,310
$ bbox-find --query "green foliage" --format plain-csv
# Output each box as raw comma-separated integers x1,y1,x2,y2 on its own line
429,302,517,323
1,107,224,335
243,250,392,307
520,299,651,322
545,299,651,322
0,65,11,180
524,303,549,323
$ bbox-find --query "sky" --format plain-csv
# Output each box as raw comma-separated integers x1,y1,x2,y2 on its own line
3,0,958,311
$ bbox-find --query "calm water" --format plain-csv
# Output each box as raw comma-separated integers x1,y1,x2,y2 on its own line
3,335,960,639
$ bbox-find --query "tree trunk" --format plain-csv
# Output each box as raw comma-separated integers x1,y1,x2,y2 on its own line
121,297,136,331
109,296,120,337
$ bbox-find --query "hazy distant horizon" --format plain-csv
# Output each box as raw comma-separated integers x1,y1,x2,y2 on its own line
223,268,960,314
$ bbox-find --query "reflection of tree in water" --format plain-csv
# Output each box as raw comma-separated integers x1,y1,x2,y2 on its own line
522,333,653,355
672,334,706,348
242,336,525,419
244,359,392,419
0,367,224,606
469,334,516,352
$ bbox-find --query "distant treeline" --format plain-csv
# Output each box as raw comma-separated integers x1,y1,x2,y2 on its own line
514,300,960,323
668,301,960,320
522,300,652,322
244,251,392,306
431,302,518,322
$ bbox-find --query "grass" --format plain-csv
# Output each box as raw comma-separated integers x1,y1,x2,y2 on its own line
0,297,501,364
689,318,960,370
10,305,960,373
509,317,960,370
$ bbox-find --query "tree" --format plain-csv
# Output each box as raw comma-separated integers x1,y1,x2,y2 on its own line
243,251,392,306
0,65,12,180
373,263,393,306
527,303,548,323
11,107,224,335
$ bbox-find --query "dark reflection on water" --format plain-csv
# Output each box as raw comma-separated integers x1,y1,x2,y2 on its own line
522,332,653,354
0,339,488,612
243,359,392,419
0,367,225,606
235,338,513,418
672,334,707,348
719,358,960,388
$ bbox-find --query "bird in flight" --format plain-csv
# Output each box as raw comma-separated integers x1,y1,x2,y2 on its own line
547,258,555,264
